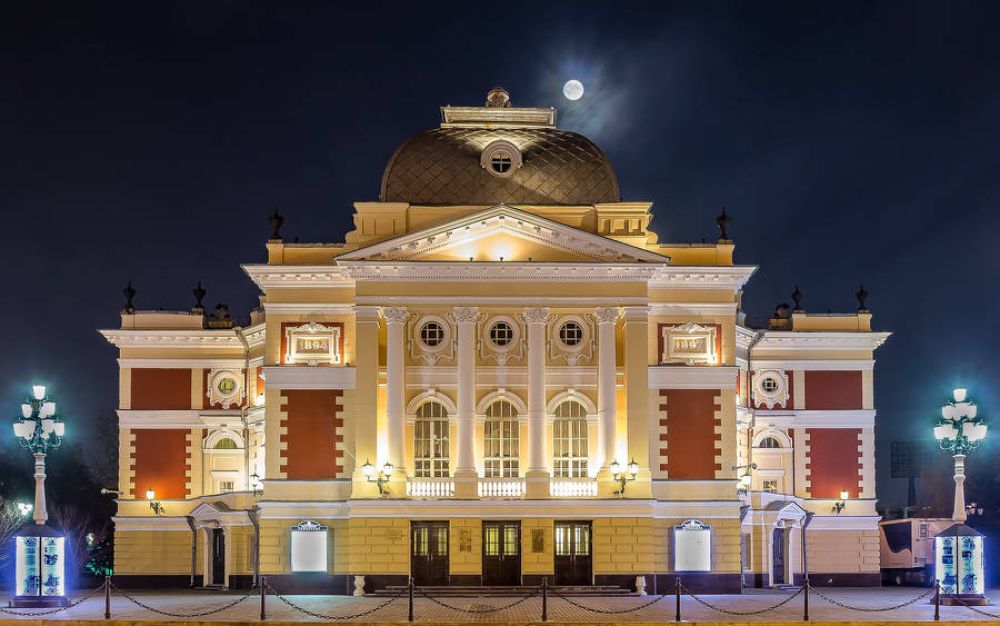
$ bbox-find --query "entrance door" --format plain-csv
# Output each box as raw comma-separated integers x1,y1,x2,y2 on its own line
554,521,592,586
211,528,225,586
771,527,786,585
411,522,449,586
483,521,521,586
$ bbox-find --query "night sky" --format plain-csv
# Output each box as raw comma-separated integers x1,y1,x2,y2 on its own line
4,1,999,508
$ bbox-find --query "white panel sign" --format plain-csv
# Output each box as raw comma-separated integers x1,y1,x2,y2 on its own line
674,519,711,572
290,520,328,573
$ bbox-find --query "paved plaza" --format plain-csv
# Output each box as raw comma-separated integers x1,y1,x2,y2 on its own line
3,586,1000,624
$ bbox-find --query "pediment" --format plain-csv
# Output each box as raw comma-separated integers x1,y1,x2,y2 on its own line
335,205,668,264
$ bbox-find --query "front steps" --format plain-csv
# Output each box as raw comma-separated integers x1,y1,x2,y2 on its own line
369,584,634,597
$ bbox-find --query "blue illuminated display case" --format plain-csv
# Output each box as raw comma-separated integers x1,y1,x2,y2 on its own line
935,523,987,605
9,525,69,608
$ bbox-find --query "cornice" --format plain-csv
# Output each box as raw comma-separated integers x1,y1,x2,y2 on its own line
262,365,357,390
336,260,662,282
100,329,245,349
648,365,739,389
752,409,876,428
649,302,739,317
754,331,891,351
649,266,757,291
117,409,243,429
242,264,354,290
747,358,876,371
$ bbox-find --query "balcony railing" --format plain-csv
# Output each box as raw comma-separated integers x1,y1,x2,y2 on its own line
406,477,454,498
478,477,525,498
550,477,598,497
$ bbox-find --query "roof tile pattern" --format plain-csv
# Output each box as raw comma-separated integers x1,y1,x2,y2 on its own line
380,128,620,205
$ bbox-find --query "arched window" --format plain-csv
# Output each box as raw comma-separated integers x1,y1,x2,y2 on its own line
484,400,519,477
758,436,782,449
553,400,588,478
214,438,239,450
414,401,449,478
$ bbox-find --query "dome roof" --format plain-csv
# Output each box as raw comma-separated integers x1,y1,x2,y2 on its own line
379,97,620,205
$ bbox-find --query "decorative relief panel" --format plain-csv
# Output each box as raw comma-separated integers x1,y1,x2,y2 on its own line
206,369,244,408
751,369,790,409
284,322,342,365
660,323,718,365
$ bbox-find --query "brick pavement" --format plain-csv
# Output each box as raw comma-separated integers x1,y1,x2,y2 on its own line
2,586,1000,623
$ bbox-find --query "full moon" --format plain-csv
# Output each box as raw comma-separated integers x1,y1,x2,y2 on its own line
563,79,584,101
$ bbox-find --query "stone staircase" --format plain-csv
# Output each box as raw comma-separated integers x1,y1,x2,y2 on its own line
369,584,634,597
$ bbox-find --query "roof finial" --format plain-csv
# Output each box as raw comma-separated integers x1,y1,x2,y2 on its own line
268,210,284,240
192,281,206,311
716,207,732,241
792,285,803,311
122,281,136,314
856,284,869,312
485,86,511,108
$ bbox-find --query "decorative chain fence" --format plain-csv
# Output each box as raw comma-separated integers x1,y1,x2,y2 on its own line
4,574,999,622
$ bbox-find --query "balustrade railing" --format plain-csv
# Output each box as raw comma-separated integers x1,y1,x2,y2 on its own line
549,477,598,497
478,477,525,497
406,477,455,497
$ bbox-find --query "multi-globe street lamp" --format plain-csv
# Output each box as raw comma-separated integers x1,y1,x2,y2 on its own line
10,384,69,607
932,387,989,603
932,387,987,522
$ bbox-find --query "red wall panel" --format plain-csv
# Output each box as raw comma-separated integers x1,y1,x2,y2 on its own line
130,368,192,410
659,389,720,479
131,429,189,498
280,390,343,479
804,371,863,410
806,428,862,498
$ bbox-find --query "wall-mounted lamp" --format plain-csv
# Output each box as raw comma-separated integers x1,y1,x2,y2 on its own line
611,459,639,496
16,502,33,517
250,472,264,497
146,488,163,515
832,489,849,514
733,462,757,494
361,459,393,497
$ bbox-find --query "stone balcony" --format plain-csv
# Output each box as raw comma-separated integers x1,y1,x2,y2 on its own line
403,476,598,498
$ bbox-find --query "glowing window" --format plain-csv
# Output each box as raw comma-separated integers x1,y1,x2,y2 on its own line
214,438,238,450
758,436,781,449
414,401,449,478
484,400,519,478
553,400,588,478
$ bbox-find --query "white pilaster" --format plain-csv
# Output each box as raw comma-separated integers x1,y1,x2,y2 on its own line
382,307,408,475
523,307,550,497
451,307,479,497
596,307,619,471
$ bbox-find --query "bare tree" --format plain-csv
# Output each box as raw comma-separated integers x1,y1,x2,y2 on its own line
49,502,109,574
0,500,27,568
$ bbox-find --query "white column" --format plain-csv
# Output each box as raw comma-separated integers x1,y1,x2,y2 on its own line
595,307,619,472
952,453,967,522
32,452,47,525
382,307,408,475
451,307,479,496
523,307,549,497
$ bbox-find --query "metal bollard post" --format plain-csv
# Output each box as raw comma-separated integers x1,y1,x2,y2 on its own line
408,577,414,623
104,576,111,619
541,577,548,622
259,576,267,621
675,577,681,622
803,580,809,621
934,581,940,622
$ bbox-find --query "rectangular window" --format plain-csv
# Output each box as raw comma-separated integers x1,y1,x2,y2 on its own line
484,527,500,557
219,481,235,493
413,527,428,557
762,480,778,493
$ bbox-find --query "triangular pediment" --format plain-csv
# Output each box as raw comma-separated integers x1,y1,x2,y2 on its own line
336,205,669,264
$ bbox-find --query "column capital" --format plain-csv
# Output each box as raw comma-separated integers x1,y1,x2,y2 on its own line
450,306,480,324
594,307,621,325
355,305,382,321
621,305,651,322
522,307,550,325
381,307,409,325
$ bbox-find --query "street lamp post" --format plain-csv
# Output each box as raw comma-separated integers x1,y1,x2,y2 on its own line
10,384,69,607
932,387,987,522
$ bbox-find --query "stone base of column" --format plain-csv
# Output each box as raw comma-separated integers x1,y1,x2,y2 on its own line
453,470,479,498
524,470,550,499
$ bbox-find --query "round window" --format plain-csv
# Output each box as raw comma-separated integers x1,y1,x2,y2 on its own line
216,377,237,395
490,152,513,174
420,322,445,347
480,140,522,178
490,321,514,347
559,321,584,347
761,376,779,392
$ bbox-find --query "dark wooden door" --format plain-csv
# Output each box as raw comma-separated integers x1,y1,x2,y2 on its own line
483,521,521,586
771,528,785,585
411,522,449,586
554,521,592,586
211,528,225,585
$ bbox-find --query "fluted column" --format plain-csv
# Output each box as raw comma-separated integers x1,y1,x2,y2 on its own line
382,307,408,477
523,307,550,498
451,307,479,497
596,307,620,472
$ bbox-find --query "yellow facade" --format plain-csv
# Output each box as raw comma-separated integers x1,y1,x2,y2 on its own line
100,88,889,593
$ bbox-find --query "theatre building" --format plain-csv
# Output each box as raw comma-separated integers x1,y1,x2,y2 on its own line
100,88,890,593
